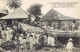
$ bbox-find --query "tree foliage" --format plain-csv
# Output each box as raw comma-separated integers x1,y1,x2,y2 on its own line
28,4,43,16
6,0,21,9
27,4,43,26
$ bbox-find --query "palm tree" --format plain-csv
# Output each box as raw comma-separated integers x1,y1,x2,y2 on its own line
6,0,21,10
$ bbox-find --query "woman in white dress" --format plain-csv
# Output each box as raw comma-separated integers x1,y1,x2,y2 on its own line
66,38,74,52
1,28,6,41
29,35,34,50
19,34,24,52
48,34,51,46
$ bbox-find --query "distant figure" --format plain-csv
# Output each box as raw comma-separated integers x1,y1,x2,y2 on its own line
48,34,51,46
29,35,34,50
36,33,40,43
5,27,13,41
51,36,55,47
71,23,75,30
0,24,2,31
65,24,69,30
19,34,24,52
1,28,6,41
66,38,74,52
44,35,48,46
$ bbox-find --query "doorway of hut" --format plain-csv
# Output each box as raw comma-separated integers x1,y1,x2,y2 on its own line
57,36,80,48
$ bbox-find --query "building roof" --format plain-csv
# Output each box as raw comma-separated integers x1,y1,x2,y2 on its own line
42,9,79,21
0,8,28,19
19,22,44,33
0,8,8,14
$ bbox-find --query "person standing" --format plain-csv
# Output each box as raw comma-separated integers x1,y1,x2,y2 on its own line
48,34,51,46
44,34,48,46
1,28,6,41
19,34,24,52
71,23,75,30
5,27,13,41
36,33,40,44
66,38,74,52
51,36,55,47
0,24,2,31
22,37,27,52
29,35,34,50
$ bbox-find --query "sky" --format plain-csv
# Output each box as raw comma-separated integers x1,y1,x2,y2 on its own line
0,0,80,18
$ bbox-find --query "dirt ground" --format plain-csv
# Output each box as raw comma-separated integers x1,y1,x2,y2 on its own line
25,47,80,52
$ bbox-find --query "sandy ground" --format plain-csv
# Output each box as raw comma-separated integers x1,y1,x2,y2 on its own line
24,47,80,52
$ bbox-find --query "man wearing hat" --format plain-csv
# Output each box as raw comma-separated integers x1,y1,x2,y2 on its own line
66,38,74,52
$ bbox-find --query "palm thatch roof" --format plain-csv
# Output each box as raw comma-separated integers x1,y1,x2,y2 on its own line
0,8,28,19
42,9,79,21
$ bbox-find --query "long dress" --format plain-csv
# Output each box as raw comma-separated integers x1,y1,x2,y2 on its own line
29,37,34,50
1,30,6,41
19,36,24,52
22,39,27,52
48,36,51,45
36,34,40,43
44,35,48,45
51,37,55,46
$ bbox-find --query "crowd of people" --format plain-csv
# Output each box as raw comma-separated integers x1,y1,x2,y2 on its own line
0,21,74,52
0,21,56,52
42,22,76,31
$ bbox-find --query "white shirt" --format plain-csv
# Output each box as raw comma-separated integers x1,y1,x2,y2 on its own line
66,42,73,50
19,36,23,44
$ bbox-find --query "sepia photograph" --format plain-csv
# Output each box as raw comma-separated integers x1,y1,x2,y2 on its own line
0,0,80,52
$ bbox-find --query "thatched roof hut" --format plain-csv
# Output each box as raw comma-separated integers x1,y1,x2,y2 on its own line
0,8,28,19
0,8,8,18
42,9,79,21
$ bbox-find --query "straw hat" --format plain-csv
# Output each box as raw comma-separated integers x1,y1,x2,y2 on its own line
68,38,73,41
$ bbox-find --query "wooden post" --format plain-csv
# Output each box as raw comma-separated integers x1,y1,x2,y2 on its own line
55,35,58,48
79,37,80,47
59,20,61,29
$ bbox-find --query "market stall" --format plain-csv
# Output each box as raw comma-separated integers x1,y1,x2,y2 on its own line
45,29,80,48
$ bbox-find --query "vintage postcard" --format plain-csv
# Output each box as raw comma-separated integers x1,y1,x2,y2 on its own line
0,0,80,52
